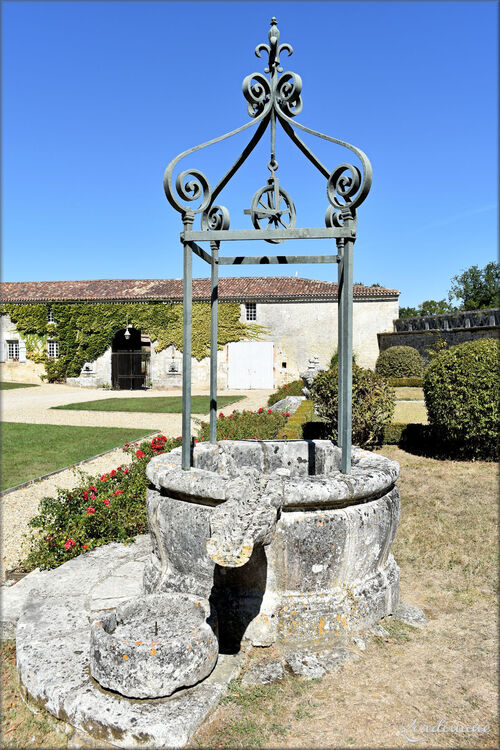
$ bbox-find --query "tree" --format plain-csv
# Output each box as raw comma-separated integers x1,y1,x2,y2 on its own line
399,299,454,319
449,262,500,311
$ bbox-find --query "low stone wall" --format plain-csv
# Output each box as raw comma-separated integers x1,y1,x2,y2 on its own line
378,326,499,360
0,360,45,384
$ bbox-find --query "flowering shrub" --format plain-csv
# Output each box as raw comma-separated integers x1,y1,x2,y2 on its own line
23,408,291,572
23,435,181,571
197,408,289,441
267,380,304,407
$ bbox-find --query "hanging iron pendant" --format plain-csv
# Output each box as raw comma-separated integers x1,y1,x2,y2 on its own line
245,176,296,242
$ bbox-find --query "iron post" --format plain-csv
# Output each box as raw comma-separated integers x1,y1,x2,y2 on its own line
181,211,194,470
209,241,219,444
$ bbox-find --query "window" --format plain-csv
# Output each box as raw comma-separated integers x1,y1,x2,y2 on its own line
47,340,59,358
7,340,19,360
48,309,56,323
245,302,257,321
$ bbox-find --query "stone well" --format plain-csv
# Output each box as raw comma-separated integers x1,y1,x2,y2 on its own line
145,440,400,652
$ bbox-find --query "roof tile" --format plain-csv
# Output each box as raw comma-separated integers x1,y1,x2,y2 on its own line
0,277,399,303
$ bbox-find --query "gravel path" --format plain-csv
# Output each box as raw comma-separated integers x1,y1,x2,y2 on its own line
1,384,274,579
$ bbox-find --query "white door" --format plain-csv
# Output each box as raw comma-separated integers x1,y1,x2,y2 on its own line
227,342,274,389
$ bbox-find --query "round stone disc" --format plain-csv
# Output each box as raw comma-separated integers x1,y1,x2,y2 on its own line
89,592,218,698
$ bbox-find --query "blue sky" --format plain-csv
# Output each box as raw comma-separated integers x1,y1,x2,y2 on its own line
2,0,498,307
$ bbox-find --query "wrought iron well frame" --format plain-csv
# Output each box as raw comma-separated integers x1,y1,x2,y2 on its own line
163,18,373,474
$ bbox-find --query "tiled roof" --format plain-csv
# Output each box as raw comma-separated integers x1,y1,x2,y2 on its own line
0,277,399,303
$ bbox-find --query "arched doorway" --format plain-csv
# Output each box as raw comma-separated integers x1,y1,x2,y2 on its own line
111,328,145,390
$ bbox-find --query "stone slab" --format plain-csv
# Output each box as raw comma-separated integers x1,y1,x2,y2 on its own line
1,537,151,640
8,537,245,747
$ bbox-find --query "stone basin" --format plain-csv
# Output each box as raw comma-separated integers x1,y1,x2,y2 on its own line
145,440,400,651
89,592,218,698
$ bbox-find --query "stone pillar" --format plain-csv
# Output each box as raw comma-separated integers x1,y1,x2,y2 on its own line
0,340,5,363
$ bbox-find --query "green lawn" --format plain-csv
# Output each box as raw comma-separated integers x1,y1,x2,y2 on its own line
0,382,39,390
0,423,154,491
51,395,244,414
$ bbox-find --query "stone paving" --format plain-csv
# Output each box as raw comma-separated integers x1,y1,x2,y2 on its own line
3,536,245,748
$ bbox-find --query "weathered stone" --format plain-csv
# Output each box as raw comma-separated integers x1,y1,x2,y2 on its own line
241,658,284,686
392,600,427,628
206,470,282,567
1,536,151,640
14,540,245,748
268,396,303,414
145,441,401,651
285,652,325,680
89,593,218,698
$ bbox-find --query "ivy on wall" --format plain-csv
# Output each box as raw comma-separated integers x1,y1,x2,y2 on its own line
0,302,266,382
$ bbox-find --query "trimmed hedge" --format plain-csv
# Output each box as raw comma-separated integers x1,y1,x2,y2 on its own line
277,400,315,439
423,338,499,459
310,364,395,447
376,346,424,379
387,376,424,387
267,379,304,406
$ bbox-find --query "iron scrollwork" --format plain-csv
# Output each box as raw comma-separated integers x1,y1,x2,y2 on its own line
163,17,372,237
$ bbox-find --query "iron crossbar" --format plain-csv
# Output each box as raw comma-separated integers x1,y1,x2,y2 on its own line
183,227,354,242
218,254,338,265
188,241,338,266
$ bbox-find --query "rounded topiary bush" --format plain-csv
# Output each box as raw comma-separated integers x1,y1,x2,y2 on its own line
310,364,396,447
423,338,499,459
375,346,424,378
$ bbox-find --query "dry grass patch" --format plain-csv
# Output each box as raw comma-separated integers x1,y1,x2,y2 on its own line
194,447,498,749
0,641,67,748
393,400,428,424
394,386,424,401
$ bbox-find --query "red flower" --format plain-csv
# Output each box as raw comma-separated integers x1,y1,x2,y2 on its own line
136,450,145,459
82,544,88,550
176,436,181,440
86,506,95,515
258,407,263,413
109,470,117,478
64,539,76,550
285,412,291,417
100,474,108,481
114,490,124,496
82,490,88,501
253,436,258,440
123,467,129,475
124,443,130,447
90,492,96,501
102,498,110,506
89,485,97,492
267,409,272,414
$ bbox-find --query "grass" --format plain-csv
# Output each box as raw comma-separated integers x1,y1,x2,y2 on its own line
0,382,39,390
51,395,244,414
0,423,154,491
393,400,428,424
394,386,424,401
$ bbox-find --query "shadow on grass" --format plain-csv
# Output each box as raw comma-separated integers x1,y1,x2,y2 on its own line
302,421,497,462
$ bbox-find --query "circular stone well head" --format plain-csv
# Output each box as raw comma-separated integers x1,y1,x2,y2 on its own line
89,593,218,698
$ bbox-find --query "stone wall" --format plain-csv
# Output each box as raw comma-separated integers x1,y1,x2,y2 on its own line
251,297,399,382
378,326,499,360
